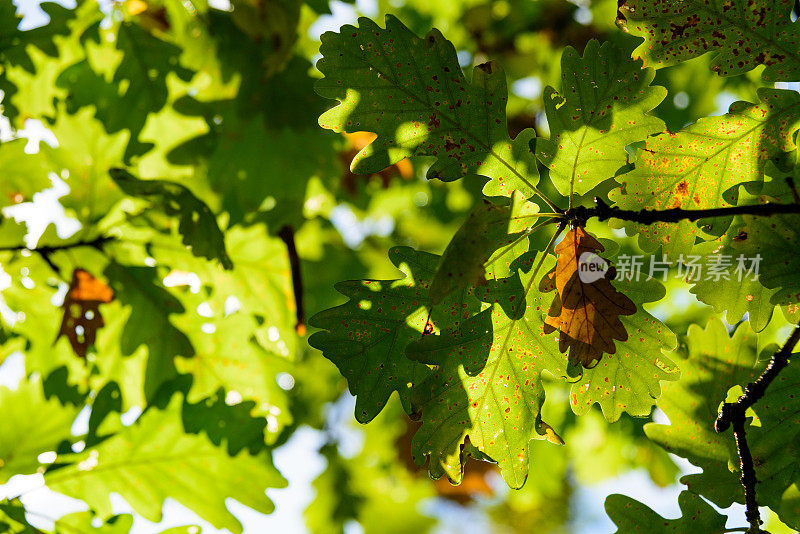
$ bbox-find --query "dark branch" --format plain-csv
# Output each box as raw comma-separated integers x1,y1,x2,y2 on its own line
278,225,306,336
715,324,800,533
565,198,800,226
731,415,760,532
0,236,113,278
0,236,113,254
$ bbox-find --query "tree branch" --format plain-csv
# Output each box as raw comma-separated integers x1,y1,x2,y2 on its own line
564,198,800,227
277,225,306,336
714,324,800,533
0,236,113,254
0,236,114,278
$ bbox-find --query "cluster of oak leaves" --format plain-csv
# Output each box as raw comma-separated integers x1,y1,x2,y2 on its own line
304,2,800,530
13,0,800,530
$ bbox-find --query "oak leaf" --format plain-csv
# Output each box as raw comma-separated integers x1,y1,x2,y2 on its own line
58,268,114,359
540,228,636,367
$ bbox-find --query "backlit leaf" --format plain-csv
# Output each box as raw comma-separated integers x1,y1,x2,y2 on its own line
540,227,637,366
46,396,286,533
109,168,232,269
536,40,666,199
315,15,541,198
618,0,800,81
605,491,727,533
609,88,800,257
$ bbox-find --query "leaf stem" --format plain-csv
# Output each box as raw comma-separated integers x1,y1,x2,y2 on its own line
532,221,566,278
715,323,800,533
533,188,560,212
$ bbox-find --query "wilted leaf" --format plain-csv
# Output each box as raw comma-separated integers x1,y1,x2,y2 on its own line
58,268,114,359
540,227,637,367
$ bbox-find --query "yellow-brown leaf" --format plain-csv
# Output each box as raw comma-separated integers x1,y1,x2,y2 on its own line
540,227,636,367
58,268,114,359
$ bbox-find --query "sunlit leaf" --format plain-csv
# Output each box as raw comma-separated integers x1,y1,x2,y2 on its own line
618,0,800,81
46,396,286,533
316,15,541,199
609,88,800,257
536,40,666,199
605,491,727,533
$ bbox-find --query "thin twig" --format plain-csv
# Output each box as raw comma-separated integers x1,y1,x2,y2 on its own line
0,236,113,278
0,235,112,253
564,197,800,226
277,225,306,336
715,324,800,533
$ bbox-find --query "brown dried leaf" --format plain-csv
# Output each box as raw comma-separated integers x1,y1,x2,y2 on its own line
58,268,114,359
540,228,636,367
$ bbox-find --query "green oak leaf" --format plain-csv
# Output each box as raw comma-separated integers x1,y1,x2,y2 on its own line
407,249,566,488
645,318,800,525
0,1,74,123
569,272,679,421
46,396,286,534
0,376,79,483
536,40,666,199
55,513,134,534
181,389,268,456
41,106,129,227
430,190,541,304
315,15,541,198
618,0,800,81
643,318,757,497
742,212,800,322
690,220,778,332
2,1,103,128
147,223,298,357
104,262,193,398
57,21,194,159
408,238,677,487
109,168,232,269
605,491,727,533
308,246,478,423
201,110,337,228
691,166,800,328
174,309,291,436
0,139,53,209
0,218,28,248
609,88,800,257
